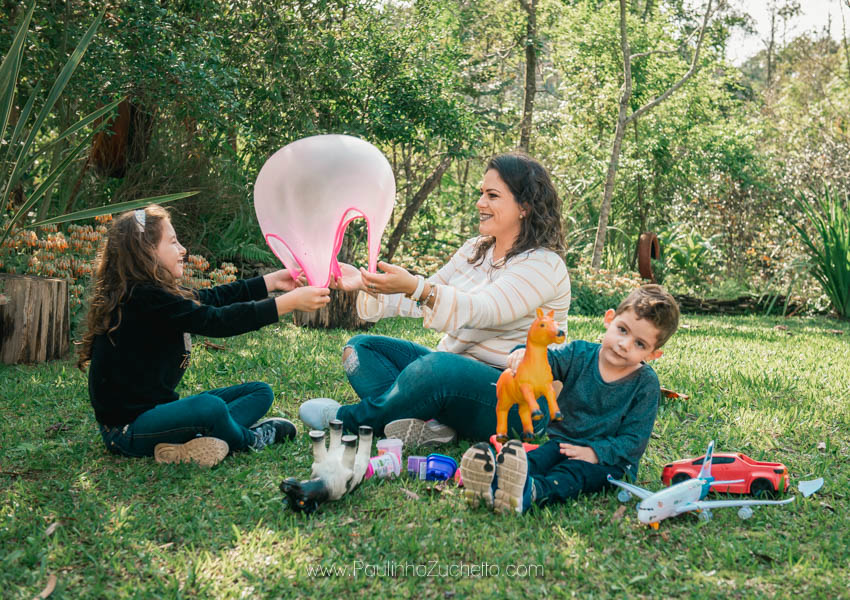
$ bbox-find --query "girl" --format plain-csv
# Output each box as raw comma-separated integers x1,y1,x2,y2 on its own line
78,204,330,467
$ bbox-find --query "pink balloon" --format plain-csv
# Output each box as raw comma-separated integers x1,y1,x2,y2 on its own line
254,135,396,287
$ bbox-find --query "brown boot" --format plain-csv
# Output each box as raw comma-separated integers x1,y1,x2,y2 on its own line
154,437,229,467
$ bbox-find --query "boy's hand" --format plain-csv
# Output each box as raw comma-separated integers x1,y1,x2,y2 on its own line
264,269,306,292
559,443,598,464
277,286,330,314
507,349,525,374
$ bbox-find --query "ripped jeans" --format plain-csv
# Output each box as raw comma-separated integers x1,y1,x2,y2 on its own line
335,334,550,441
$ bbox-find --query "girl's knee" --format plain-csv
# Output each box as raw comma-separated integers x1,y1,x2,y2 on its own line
190,394,229,423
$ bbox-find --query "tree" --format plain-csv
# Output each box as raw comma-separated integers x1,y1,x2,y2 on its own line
590,0,715,269
518,0,538,152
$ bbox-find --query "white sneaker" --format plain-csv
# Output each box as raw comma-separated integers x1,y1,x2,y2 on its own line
384,418,456,447
298,398,341,430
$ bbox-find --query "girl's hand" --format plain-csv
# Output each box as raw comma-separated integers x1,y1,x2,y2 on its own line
359,261,418,296
276,286,330,314
329,262,366,293
264,269,305,292
559,443,598,464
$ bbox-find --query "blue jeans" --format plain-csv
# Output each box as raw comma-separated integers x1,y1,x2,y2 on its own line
336,334,550,441
99,382,273,457
526,439,624,509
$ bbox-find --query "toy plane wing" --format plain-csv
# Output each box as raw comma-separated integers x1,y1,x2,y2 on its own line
607,475,653,500
675,497,795,515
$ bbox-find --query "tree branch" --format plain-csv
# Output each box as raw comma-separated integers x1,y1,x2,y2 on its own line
625,0,714,125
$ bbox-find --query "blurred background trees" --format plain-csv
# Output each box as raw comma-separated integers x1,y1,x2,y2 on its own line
2,0,848,322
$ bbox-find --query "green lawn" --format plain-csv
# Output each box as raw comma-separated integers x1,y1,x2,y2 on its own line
2,314,849,599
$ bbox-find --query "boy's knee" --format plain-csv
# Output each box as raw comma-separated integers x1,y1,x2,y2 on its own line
342,345,358,374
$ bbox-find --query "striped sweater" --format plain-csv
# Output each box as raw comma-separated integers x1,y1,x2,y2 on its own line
356,237,571,369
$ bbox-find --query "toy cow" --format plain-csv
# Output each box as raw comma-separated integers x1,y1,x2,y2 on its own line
495,308,565,442
280,421,373,514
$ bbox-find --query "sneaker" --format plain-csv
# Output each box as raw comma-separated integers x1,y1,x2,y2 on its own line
384,418,456,447
250,417,297,450
460,442,497,509
154,437,229,468
298,398,341,430
493,440,534,515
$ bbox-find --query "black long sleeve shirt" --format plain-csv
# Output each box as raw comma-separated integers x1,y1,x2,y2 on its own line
88,276,278,426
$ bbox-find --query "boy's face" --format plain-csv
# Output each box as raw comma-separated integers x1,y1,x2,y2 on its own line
600,308,663,370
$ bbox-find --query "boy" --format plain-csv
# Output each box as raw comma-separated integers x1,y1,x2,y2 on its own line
460,284,680,515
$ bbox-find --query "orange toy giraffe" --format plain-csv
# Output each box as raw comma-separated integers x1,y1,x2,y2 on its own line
495,308,565,442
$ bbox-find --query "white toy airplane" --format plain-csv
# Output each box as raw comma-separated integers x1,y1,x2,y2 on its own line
608,441,795,529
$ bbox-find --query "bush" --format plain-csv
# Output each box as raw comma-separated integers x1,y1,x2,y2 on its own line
569,262,646,316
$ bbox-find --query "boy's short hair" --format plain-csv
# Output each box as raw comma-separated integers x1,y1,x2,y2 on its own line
615,284,680,348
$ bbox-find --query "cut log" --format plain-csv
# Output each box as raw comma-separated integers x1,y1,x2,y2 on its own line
292,289,373,330
0,274,70,364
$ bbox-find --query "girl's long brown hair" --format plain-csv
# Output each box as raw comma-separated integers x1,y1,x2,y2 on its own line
77,204,195,370
469,152,566,267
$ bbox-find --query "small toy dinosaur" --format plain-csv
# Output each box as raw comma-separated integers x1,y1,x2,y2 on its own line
495,308,565,442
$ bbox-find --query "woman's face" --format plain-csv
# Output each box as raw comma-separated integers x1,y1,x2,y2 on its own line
476,169,524,244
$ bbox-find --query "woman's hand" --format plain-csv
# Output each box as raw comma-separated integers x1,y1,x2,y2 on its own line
329,262,366,293
506,349,525,374
359,261,418,296
264,269,305,293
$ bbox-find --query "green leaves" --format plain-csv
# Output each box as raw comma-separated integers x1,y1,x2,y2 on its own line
793,187,850,318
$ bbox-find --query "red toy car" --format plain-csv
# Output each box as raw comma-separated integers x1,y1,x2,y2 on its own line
661,451,790,496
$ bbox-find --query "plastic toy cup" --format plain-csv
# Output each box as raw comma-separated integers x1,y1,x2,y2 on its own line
377,438,403,463
425,454,458,481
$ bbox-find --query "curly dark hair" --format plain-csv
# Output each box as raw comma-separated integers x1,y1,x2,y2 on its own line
469,152,566,267
77,204,196,370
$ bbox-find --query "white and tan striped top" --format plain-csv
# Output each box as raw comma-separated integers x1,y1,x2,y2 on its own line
356,237,571,369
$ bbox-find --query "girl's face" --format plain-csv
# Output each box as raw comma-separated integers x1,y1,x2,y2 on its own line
155,219,186,279
476,169,525,244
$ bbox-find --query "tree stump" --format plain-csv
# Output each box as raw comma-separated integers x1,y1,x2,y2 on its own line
0,274,70,364
292,289,374,330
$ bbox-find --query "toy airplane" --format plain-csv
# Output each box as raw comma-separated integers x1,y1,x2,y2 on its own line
608,441,795,528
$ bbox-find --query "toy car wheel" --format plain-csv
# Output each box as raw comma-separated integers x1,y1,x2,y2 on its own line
750,478,776,498
617,490,632,503
737,506,754,520
671,473,691,485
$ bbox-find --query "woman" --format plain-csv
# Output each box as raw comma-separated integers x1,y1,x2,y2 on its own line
299,152,571,446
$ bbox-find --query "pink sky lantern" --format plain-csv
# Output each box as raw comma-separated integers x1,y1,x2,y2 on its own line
254,135,396,287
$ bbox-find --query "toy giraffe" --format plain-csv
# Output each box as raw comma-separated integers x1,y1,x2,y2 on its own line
495,308,565,442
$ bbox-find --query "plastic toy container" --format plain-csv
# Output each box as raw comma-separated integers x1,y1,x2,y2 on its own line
377,438,403,463
407,455,427,479
364,453,400,480
424,454,458,481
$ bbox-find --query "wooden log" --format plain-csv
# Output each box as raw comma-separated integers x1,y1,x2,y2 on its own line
292,289,373,330
0,274,70,364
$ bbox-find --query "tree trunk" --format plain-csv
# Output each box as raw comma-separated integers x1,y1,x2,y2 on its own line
0,274,69,364
518,0,537,153
383,153,453,262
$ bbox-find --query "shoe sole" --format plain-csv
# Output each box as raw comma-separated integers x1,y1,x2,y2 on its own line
154,437,229,467
252,417,297,441
384,418,456,448
460,443,496,509
494,440,528,515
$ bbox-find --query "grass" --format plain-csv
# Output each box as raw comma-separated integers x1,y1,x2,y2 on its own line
1,313,849,599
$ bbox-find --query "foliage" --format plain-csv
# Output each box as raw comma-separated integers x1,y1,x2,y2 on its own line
793,187,850,318
569,261,645,316
1,315,849,597
0,212,238,328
